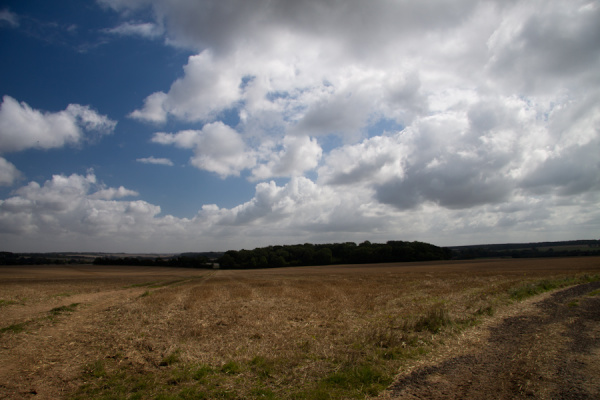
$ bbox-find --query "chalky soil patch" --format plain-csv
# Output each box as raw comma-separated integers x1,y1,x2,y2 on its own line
382,282,600,400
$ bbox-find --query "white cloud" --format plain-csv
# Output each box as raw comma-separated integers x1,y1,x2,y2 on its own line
0,96,116,153
251,135,322,181
90,186,139,200
152,125,323,180
316,88,600,216
65,103,117,134
104,21,163,38
98,0,600,245
152,122,255,178
118,0,600,145
0,157,21,186
129,92,169,123
116,0,494,135
318,134,406,186
196,176,381,239
0,172,162,249
130,50,243,123
1,168,599,252
136,156,174,166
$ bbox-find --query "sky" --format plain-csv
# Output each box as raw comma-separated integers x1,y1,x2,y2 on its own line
0,0,599,253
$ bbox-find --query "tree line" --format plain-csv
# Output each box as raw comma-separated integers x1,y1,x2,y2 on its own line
217,240,452,269
93,255,213,268
0,251,80,265
7,239,596,269
450,240,600,259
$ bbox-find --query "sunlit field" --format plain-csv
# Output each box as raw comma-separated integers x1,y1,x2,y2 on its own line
1,258,600,399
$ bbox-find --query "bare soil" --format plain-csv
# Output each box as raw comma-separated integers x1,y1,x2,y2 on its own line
380,281,600,400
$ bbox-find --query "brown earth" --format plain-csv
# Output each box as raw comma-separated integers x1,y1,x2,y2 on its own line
379,281,600,400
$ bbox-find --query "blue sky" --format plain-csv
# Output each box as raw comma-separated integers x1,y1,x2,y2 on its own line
0,0,599,253
0,0,256,217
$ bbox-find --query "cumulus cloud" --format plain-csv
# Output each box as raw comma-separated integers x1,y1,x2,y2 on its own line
0,172,345,251
318,135,405,186
197,176,384,238
114,0,494,134
93,0,600,246
152,122,255,177
130,51,243,123
318,89,600,215
128,92,169,123
251,135,322,181
90,186,139,200
152,125,323,180
136,156,174,166
0,96,116,153
1,168,599,252
0,172,160,248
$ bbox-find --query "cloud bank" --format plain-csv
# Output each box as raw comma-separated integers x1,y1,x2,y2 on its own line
2,169,597,253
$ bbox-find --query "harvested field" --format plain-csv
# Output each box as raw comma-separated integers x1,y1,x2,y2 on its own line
0,257,599,399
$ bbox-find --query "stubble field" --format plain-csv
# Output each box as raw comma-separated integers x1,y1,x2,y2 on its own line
1,257,599,399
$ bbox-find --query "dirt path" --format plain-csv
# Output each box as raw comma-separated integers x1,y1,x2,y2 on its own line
380,282,600,400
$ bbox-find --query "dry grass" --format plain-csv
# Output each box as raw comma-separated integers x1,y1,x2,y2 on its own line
1,258,599,399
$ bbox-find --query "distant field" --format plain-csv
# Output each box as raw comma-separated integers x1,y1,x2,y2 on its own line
1,258,599,399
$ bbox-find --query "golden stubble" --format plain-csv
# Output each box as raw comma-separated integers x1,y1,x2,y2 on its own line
88,259,600,370
1,258,599,398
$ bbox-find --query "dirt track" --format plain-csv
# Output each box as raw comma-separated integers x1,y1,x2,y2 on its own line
381,282,600,400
